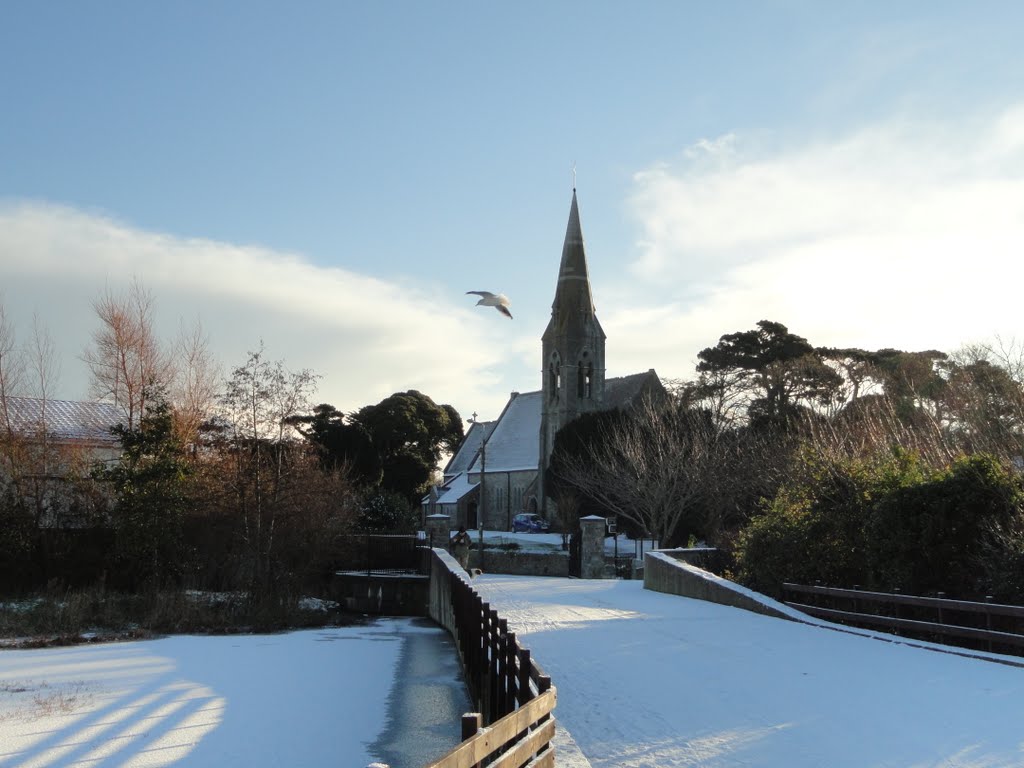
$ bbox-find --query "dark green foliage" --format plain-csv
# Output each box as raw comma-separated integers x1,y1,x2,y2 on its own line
872,349,948,421
546,410,626,501
99,394,191,591
0,481,33,589
357,490,419,533
545,408,628,526
351,390,463,505
287,404,382,486
697,320,842,429
736,449,1024,601
293,391,463,512
867,454,1024,596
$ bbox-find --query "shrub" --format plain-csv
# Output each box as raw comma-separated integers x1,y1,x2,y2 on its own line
735,449,1024,601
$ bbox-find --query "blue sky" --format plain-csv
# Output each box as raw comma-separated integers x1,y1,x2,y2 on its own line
4,2,1024,422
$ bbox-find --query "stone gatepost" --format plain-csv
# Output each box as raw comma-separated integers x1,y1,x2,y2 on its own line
579,515,607,579
425,513,451,550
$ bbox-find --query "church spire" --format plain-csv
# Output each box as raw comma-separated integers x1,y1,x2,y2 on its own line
550,188,596,320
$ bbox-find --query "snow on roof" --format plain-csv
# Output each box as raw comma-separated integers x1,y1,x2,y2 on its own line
434,471,479,504
443,420,495,476
468,390,543,473
2,396,121,444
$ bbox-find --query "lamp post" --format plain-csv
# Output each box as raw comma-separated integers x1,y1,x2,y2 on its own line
468,413,487,530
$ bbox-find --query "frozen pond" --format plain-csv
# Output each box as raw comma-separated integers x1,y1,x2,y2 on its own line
367,617,473,767
0,617,471,767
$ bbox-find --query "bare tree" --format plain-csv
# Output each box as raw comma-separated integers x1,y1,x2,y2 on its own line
0,301,24,450
218,345,320,593
551,397,719,546
20,315,70,542
171,317,219,447
83,278,171,430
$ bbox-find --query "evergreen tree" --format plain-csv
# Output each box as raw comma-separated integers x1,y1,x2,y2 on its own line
101,392,191,590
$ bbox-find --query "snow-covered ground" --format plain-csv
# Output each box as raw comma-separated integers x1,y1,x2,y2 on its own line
474,575,1024,768
0,618,468,768
5,574,1024,767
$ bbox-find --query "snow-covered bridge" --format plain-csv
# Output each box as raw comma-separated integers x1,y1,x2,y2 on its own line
473,574,1024,768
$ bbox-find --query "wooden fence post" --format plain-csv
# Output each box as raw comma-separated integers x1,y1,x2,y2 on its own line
462,713,483,768
892,588,901,636
504,628,516,716
537,676,553,727
518,647,532,705
488,608,500,721
986,595,994,652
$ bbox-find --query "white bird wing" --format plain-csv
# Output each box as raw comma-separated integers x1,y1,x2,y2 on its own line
467,290,512,317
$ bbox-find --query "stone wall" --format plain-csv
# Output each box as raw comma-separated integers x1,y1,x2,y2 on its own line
333,573,429,616
470,549,569,577
643,550,795,621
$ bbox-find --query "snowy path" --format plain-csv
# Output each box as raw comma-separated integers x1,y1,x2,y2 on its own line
474,575,1024,768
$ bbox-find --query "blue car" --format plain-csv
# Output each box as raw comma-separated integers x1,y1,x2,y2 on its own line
512,513,551,533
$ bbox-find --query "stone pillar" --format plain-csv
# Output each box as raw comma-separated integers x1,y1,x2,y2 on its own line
425,513,451,550
579,515,607,579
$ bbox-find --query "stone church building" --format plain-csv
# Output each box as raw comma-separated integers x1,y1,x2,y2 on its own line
425,190,663,530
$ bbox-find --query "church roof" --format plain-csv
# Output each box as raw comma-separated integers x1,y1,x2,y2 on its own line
461,372,663,478
433,471,479,504
2,396,121,444
443,419,495,477
604,370,664,409
467,390,543,473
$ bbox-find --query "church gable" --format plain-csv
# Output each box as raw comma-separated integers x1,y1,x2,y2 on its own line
604,370,666,410
468,391,542,473
443,419,495,479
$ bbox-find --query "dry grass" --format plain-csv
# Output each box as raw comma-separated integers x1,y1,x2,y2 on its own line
0,680,95,723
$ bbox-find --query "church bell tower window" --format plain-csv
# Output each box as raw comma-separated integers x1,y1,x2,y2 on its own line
549,353,561,402
577,352,593,399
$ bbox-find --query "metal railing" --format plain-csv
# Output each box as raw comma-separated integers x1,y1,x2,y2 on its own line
337,533,428,576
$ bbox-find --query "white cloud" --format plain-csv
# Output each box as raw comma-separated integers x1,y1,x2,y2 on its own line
0,202,529,421
610,106,1024,382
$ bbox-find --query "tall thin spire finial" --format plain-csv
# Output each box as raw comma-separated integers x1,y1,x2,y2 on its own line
572,161,576,191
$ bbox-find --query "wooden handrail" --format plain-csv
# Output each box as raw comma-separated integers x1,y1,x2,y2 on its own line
782,582,1024,656
424,549,558,767
783,583,1024,619
424,688,557,768
788,602,1024,647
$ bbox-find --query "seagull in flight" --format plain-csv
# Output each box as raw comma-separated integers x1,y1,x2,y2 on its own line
467,290,513,319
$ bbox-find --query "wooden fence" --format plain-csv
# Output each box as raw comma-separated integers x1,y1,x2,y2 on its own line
782,582,1024,656
425,551,557,768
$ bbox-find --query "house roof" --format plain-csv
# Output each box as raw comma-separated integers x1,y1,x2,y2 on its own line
467,390,543,473
2,396,121,444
